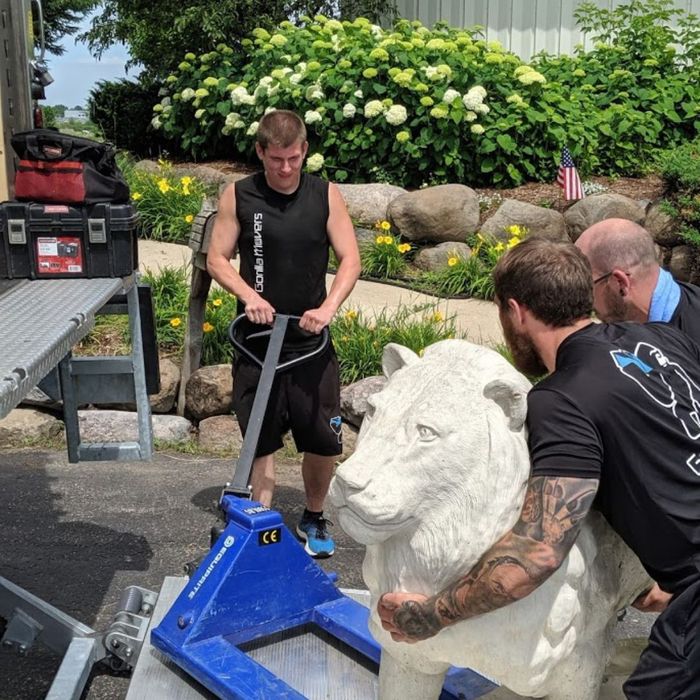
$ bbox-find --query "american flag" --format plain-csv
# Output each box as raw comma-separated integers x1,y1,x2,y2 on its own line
556,147,585,201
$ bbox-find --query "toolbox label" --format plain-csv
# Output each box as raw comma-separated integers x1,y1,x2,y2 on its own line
36,236,84,274
258,528,281,546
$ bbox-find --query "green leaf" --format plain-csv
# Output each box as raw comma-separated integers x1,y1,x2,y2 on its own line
496,134,516,153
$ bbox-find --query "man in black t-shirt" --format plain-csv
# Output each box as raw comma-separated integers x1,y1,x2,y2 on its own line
207,110,360,558
576,218,700,344
378,237,699,699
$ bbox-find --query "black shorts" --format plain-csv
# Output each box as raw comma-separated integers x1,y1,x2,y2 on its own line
232,346,343,458
624,577,700,699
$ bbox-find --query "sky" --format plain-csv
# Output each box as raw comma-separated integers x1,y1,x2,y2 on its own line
46,13,132,108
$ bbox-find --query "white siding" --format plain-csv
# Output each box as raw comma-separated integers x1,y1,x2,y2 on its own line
392,0,700,59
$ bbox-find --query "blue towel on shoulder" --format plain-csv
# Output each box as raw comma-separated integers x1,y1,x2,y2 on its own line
648,268,681,323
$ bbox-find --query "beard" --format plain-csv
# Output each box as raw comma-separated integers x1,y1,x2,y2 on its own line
502,315,549,378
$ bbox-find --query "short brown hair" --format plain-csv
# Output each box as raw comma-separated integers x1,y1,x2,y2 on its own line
256,110,307,149
493,236,593,327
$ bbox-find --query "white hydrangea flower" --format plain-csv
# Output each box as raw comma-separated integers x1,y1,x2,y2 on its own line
181,88,196,101
464,111,477,122
225,112,241,127
259,76,274,88
194,109,206,119
385,104,407,125
424,66,439,80
246,121,259,136
343,103,357,118
296,62,307,73
306,153,324,172
470,124,485,135
151,116,162,129
305,84,325,101
474,103,490,115
231,86,255,105
354,89,364,99
305,110,323,124
518,70,546,85
160,97,171,107
462,86,487,111
364,100,385,118
442,89,461,104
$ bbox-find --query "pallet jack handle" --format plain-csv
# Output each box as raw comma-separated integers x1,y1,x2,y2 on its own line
221,314,329,502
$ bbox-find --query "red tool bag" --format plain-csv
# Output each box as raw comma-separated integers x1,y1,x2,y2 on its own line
11,129,130,205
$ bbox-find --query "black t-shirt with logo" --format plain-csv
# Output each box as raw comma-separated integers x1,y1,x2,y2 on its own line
671,280,700,347
527,322,700,593
234,172,330,355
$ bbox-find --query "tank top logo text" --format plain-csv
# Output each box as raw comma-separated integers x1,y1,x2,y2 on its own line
253,212,264,292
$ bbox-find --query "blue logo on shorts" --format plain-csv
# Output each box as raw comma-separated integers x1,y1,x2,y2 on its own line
329,415,342,443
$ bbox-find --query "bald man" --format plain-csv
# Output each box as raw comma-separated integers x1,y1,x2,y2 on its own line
576,218,700,343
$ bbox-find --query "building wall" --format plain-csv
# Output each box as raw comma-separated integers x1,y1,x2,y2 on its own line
393,0,700,60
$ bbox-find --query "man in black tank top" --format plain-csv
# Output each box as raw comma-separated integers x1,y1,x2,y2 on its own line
378,238,699,700
207,110,360,558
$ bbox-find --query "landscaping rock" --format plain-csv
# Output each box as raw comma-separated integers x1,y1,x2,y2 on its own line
337,183,407,227
340,423,359,461
94,356,181,414
0,408,63,446
565,194,646,241
414,242,472,272
133,159,160,174
191,165,230,185
78,410,193,443
645,202,684,247
340,375,387,429
186,364,233,420
480,199,568,242
388,184,479,243
198,414,243,453
354,227,378,246
668,245,697,283
20,386,62,412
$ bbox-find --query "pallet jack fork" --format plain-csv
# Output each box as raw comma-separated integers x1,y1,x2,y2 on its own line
151,315,495,699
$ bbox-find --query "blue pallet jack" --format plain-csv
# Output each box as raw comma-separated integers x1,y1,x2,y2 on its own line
151,314,496,699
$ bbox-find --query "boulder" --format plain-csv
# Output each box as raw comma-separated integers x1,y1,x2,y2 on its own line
133,159,160,174
340,423,359,461
645,202,684,247
354,227,379,246
668,245,698,283
191,165,229,185
340,375,387,429
78,410,193,443
565,194,646,242
414,242,472,272
0,408,63,446
480,199,567,242
388,185,479,243
198,414,243,454
337,183,407,227
186,365,233,420
95,356,181,413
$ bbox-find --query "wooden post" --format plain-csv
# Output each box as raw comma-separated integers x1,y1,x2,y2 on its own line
176,198,218,416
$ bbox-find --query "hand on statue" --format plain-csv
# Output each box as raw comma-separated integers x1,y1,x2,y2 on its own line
632,582,673,613
243,294,275,325
299,306,334,335
378,592,441,644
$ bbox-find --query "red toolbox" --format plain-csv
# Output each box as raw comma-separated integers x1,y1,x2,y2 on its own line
0,202,139,279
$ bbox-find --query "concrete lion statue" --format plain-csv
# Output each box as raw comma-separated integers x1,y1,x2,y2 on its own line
329,339,649,700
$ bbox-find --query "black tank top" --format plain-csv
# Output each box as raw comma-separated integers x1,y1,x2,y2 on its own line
235,172,330,316
234,172,331,355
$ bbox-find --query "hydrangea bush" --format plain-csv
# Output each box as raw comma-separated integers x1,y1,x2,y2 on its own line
153,1,700,187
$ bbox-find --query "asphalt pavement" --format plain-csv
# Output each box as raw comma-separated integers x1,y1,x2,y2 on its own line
0,449,365,700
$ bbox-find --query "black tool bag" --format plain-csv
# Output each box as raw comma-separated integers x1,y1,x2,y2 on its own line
11,129,130,205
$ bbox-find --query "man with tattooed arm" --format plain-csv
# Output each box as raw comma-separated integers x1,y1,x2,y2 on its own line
378,237,700,699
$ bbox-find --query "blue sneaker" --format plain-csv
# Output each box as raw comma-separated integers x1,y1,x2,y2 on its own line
296,516,335,558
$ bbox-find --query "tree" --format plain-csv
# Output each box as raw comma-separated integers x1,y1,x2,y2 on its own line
82,0,396,78
41,0,99,56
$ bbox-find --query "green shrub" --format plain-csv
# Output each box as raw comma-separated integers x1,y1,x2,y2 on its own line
89,79,176,157
140,265,238,365
121,158,213,242
332,304,461,384
360,221,412,278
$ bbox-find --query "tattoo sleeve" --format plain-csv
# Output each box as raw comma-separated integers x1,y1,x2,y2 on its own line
394,476,599,639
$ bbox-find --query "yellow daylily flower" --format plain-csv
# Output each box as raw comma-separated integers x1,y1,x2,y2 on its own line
132,192,143,200
184,214,194,223
380,220,391,231
202,322,214,333
432,311,444,323
170,317,182,328
344,309,358,320
375,235,385,244
448,257,458,267
212,298,223,307
157,178,171,194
